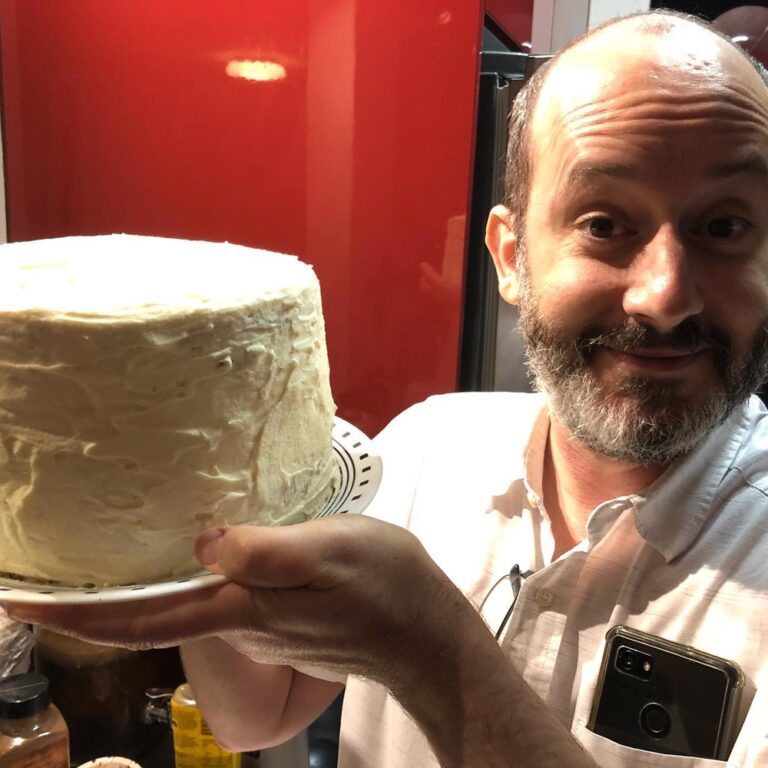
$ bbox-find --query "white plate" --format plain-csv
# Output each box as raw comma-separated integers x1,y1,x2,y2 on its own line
0,417,381,605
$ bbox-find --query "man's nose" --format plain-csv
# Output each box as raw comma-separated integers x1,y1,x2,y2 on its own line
623,225,704,333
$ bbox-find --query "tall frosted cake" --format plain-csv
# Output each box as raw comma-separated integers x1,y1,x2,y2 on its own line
0,235,336,586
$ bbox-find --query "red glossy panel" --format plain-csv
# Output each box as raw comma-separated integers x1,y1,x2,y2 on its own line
487,0,534,50
0,1,483,436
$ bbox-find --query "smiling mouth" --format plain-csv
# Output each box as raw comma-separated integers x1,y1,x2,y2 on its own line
622,346,702,358
603,346,707,371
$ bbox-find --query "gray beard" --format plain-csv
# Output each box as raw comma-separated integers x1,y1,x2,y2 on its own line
515,258,768,466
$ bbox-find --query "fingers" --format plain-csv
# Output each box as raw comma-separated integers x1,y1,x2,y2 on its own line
1,517,350,650
3,581,256,650
1,516,366,645
0,515,423,666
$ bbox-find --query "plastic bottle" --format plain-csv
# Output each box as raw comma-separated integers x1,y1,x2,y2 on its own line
0,671,70,767
171,682,242,768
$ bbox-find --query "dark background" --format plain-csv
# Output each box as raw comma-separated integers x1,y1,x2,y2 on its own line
651,0,768,19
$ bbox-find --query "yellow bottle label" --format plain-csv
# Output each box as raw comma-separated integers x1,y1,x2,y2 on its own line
171,698,242,768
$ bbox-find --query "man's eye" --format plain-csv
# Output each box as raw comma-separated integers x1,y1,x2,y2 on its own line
705,217,750,239
579,216,628,240
588,217,615,238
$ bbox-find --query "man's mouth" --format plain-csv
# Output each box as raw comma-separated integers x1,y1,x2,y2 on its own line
602,345,707,371
621,346,702,358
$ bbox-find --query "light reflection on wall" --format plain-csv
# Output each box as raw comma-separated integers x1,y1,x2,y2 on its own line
225,60,287,81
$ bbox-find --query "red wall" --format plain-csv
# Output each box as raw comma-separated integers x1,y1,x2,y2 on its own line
0,1,487,436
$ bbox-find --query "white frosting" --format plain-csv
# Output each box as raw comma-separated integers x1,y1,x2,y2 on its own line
0,235,336,586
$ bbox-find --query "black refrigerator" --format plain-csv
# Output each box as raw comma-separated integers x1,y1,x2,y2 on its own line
460,19,550,394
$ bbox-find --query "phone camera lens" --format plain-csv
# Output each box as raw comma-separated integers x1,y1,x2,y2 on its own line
617,648,638,673
615,645,653,680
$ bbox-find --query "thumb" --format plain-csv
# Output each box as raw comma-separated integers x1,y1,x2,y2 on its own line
195,518,346,590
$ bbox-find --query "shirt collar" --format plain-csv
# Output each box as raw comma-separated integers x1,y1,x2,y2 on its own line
522,399,550,508
632,397,759,563
519,395,762,563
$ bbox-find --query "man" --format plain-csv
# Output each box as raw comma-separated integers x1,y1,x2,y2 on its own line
6,9,768,767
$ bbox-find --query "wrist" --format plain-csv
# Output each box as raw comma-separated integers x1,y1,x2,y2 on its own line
382,573,506,756
380,573,596,768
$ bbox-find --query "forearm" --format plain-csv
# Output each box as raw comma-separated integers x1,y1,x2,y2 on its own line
180,637,343,751
390,588,596,768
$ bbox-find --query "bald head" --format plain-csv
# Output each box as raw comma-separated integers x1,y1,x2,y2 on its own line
504,9,768,239
485,9,768,466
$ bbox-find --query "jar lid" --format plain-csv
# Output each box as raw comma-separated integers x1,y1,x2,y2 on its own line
0,672,51,718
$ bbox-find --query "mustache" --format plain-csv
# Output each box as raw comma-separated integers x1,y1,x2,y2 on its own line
576,318,731,358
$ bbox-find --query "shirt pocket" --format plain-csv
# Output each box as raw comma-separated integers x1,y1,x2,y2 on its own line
575,724,733,768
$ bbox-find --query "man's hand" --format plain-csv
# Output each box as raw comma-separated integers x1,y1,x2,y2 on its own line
4,515,457,683
4,515,596,767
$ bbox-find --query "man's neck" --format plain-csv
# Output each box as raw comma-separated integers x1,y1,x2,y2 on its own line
542,420,669,559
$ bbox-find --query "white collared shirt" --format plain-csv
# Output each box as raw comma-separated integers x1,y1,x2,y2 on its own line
338,392,768,767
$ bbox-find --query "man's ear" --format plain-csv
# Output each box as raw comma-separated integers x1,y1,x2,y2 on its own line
485,205,521,305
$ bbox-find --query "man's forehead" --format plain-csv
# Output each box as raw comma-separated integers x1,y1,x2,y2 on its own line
530,19,765,145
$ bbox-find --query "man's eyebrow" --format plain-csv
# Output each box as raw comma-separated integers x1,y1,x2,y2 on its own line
563,163,640,189
710,152,768,179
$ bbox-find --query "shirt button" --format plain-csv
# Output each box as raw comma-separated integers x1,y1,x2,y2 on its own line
535,588,554,608
526,492,539,509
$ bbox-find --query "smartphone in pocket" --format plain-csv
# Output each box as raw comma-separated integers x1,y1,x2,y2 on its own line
587,625,744,760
